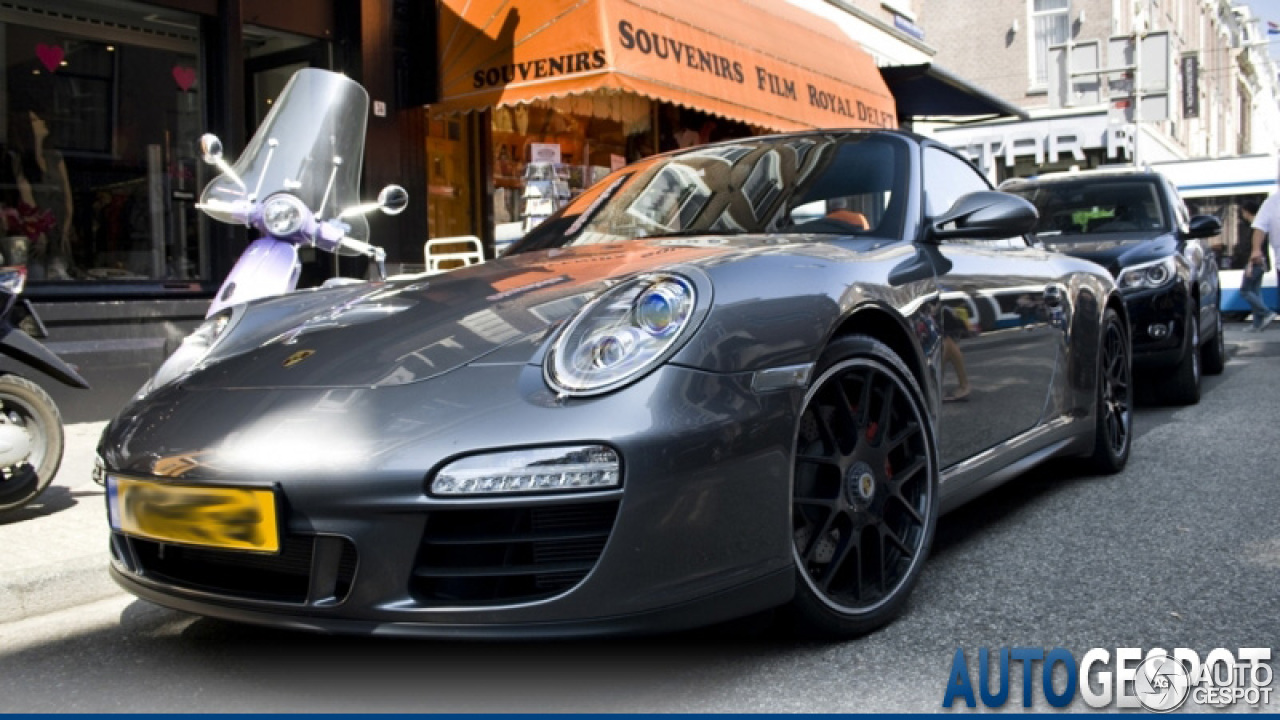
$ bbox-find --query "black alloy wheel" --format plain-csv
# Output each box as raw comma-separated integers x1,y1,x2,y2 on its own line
788,335,937,638
1088,308,1132,474
1201,306,1226,376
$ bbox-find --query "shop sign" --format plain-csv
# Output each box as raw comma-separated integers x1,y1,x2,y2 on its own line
439,0,897,131
530,143,562,164
1181,55,1199,119
937,115,1134,173
615,19,894,128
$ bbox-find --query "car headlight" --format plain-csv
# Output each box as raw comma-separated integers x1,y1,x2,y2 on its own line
261,193,308,236
545,273,698,396
143,310,235,394
1117,256,1177,291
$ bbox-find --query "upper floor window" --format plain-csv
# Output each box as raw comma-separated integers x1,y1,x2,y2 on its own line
1030,0,1070,88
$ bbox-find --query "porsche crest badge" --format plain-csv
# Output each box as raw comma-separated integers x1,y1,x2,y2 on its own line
282,349,316,368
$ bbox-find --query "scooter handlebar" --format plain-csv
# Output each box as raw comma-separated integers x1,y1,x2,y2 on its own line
338,236,387,280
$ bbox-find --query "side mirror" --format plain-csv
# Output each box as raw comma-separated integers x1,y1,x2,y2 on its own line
377,185,409,216
199,133,223,164
1185,214,1221,240
929,191,1038,242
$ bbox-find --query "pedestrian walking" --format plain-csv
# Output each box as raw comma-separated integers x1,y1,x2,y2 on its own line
1240,200,1276,332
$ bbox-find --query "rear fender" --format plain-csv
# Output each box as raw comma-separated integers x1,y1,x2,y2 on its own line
0,327,90,389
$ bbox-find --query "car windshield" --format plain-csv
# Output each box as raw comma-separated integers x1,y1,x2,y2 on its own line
509,133,909,254
1006,177,1170,238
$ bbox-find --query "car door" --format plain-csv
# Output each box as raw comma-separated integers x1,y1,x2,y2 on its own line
922,145,1064,469
1167,177,1219,330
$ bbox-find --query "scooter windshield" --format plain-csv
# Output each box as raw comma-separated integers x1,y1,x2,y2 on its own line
200,69,371,241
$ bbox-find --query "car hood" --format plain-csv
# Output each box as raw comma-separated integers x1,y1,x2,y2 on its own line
1034,232,1175,275
181,235,847,390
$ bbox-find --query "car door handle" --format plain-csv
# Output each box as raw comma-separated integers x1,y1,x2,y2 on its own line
1043,285,1063,308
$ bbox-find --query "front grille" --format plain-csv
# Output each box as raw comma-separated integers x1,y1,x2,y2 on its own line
122,534,357,605
411,500,619,605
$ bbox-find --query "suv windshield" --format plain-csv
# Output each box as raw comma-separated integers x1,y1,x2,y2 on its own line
1007,177,1170,238
510,133,909,254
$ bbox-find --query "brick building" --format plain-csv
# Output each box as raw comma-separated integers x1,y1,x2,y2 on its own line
912,0,1280,180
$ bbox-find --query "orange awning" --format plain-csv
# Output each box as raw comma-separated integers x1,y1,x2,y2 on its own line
435,0,897,131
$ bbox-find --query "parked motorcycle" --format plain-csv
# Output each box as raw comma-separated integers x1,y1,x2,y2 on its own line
0,266,89,516
196,68,408,317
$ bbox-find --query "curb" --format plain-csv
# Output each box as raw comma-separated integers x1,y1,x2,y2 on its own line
0,552,119,625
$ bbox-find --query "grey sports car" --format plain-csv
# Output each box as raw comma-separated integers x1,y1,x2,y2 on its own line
100,130,1132,639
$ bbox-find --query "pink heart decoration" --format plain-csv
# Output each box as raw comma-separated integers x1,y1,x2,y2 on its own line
172,66,196,92
36,43,64,72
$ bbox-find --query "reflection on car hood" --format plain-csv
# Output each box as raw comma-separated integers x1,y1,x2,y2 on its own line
1035,231,1174,275
182,235,860,389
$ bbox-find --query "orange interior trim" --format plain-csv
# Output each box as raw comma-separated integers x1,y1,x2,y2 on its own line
435,0,897,131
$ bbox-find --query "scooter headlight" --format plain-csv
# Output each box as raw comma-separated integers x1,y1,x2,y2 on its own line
262,193,308,236
143,310,235,394
545,273,700,396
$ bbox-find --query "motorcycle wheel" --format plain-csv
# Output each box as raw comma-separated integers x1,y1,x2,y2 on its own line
0,374,65,515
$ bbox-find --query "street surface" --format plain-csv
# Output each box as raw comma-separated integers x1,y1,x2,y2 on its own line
0,328,1276,712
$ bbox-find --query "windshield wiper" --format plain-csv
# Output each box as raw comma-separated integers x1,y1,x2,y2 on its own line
642,229,744,239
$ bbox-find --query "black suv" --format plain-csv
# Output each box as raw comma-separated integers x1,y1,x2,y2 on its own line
1003,168,1223,405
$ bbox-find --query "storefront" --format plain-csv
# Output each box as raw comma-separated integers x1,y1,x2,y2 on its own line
2,0,426,421
929,109,1192,185
425,0,897,252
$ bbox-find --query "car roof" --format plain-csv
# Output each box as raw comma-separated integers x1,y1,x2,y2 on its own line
999,166,1168,191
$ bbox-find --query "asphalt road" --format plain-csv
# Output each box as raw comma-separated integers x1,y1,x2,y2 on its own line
0,341,1277,712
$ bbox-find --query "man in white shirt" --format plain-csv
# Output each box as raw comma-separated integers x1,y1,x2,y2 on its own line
1249,191,1280,320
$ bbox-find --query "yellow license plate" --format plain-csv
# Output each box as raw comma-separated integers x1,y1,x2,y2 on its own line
108,476,279,553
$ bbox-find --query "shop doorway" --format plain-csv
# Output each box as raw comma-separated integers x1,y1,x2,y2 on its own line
245,40,330,127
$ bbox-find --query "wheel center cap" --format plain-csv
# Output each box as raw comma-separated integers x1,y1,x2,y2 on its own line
846,461,876,503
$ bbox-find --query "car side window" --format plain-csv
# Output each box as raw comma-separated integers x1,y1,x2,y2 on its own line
923,146,991,219
923,146,1026,248
1167,178,1190,230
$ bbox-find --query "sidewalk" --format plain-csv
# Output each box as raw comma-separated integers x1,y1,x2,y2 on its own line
3,321,1280,626
0,421,114,623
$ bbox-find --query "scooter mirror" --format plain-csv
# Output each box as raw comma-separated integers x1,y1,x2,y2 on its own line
199,134,224,163
377,185,409,216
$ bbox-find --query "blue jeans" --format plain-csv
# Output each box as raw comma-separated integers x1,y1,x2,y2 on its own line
1240,263,1273,328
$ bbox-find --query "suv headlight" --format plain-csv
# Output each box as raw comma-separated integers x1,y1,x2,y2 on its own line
140,310,235,396
545,273,700,396
1117,256,1177,291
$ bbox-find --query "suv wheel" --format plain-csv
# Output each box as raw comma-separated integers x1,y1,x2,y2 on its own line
1201,306,1226,375
1162,310,1201,405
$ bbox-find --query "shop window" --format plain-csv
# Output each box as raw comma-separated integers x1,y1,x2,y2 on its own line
0,2,205,284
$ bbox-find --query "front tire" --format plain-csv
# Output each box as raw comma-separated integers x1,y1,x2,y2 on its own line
1087,308,1132,474
1201,306,1226,376
0,375,65,515
1161,309,1201,405
787,335,938,638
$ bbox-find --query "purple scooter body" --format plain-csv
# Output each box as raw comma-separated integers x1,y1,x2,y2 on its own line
197,69,398,318
207,238,302,317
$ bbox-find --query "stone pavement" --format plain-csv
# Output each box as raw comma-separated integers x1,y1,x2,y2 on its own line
0,421,112,624
1,322,1279,626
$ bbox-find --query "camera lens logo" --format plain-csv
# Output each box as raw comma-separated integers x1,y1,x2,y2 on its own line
1135,655,1191,712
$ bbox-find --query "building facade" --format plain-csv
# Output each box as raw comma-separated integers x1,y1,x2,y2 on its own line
914,0,1280,265
917,0,1280,175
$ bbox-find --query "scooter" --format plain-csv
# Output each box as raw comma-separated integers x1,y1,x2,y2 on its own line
195,68,407,317
0,266,89,516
